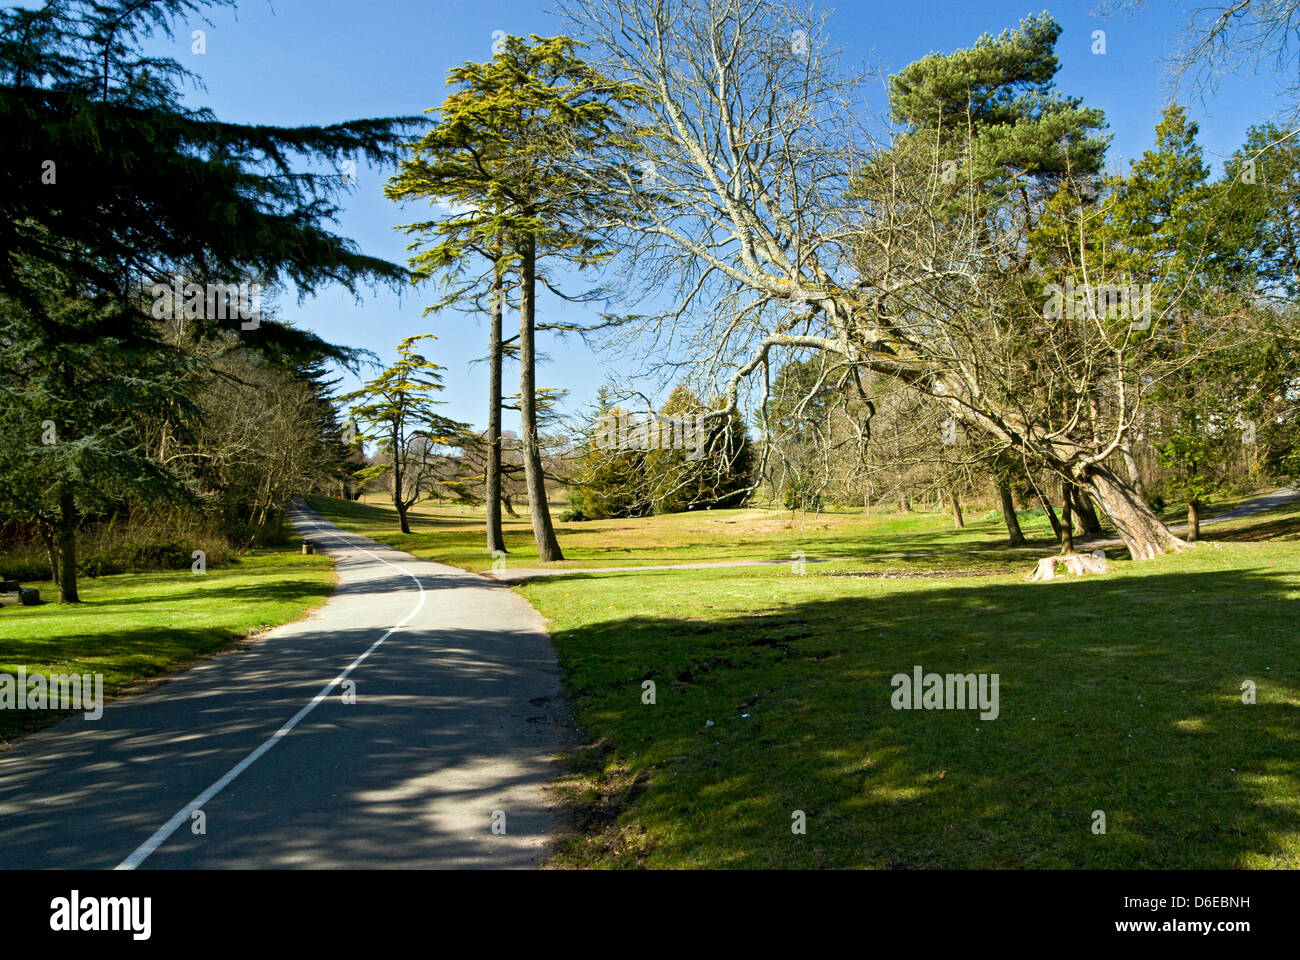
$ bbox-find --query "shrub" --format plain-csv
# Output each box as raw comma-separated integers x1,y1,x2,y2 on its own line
0,507,241,582
0,546,53,582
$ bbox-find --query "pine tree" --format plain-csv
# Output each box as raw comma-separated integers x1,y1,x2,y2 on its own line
888,13,1108,209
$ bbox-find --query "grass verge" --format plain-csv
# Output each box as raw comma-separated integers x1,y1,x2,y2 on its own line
0,547,335,744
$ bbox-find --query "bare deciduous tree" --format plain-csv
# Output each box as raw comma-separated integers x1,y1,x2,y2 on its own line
561,0,1202,558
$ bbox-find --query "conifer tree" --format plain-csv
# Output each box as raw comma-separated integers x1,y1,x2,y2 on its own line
339,335,469,536
387,34,643,562
0,0,417,599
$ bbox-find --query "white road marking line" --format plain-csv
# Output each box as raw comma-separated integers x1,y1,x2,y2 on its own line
115,508,425,870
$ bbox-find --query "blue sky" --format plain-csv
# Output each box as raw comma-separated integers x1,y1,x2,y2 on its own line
111,0,1288,428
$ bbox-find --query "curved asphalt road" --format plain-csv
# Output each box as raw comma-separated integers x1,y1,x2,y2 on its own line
0,501,569,869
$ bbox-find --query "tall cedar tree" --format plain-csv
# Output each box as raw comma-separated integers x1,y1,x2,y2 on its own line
387,35,643,562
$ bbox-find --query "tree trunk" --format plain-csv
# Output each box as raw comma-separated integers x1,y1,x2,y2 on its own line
1184,454,1200,543
248,503,269,548
1119,433,1146,498
948,487,964,529
393,468,410,535
898,493,910,513
997,482,1026,545
518,231,564,562
1059,480,1074,555
40,521,60,586
485,239,507,555
1070,485,1103,536
1036,488,1063,541
391,439,412,534
1079,464,1190,560
502,494,519,518
57,485,79,603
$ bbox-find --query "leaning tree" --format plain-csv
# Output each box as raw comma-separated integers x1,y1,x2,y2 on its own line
557,0,1228,560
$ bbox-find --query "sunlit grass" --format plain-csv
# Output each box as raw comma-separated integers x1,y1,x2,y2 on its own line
307,492,1064,572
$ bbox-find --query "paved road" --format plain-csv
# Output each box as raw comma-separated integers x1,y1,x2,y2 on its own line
0,501,569,869
1195,486,1299,524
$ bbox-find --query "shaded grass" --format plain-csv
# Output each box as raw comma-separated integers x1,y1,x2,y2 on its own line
525,542,1300,869
0,548,335,743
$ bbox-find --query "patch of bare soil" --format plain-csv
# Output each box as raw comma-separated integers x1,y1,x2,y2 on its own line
822,568,1013,580
543,737,653,869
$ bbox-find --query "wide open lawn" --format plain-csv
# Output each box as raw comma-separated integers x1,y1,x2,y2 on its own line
306,493,1066,572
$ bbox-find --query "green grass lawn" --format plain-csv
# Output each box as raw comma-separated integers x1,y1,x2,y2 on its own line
313,493,1300,869
306,493,1067,572
0,547,335,743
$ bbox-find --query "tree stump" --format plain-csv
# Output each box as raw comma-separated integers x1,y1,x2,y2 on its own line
1027,551,1108,582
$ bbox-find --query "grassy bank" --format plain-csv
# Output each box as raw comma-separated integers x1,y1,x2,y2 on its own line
0,547,335,743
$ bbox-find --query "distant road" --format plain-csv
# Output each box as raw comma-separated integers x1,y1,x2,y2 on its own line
0,500,569,869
